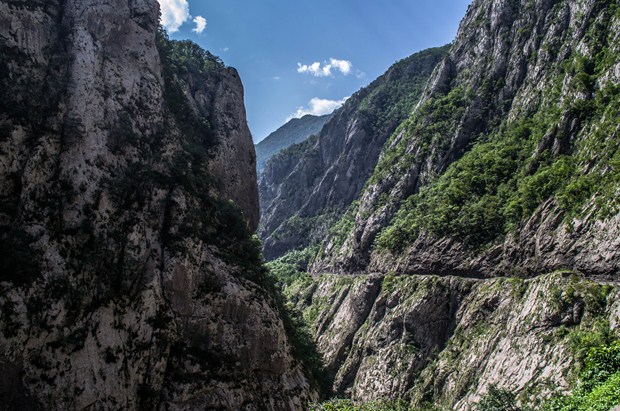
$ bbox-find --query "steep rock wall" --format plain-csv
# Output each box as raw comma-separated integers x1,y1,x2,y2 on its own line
313,0,620,277
0,0,310,409
287,273,619,409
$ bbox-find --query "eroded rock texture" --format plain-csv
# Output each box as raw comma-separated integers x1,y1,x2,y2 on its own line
288,273,619,409
314,0,620,276
0,0,311,409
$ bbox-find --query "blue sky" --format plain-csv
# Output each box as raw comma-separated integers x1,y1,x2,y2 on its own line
158,0,472,142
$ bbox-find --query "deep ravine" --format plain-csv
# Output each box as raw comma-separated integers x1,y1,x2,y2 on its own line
1,0,620,410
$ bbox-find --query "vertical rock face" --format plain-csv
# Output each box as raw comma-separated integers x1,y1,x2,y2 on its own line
0,0,310,409
312,0,620,276
288,273,619,409
164,56,260,232
199,66,260,232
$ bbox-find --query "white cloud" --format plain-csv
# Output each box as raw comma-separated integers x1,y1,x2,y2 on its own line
192,16,207,34
158,0,190,33
288,97,349,120
272,76,281,80
297,62,326,77
297,58,353,77
329,58,352,75
222,47,230,52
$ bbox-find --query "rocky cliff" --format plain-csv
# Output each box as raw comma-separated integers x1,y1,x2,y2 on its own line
313,0,620,277
0,0,312,409
264,0,620,407
259,46,449,261
256,114,331,175
287,272,619,409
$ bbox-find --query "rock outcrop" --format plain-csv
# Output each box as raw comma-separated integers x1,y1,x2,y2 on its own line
0,0,311,409
287,272,619,409
369,199,620,279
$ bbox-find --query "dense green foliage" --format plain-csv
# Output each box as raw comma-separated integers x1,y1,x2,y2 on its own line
266,247,317,286
376,35,620,251
357,46,451,140
156,27,224,75
476,385,524,411
580,342,620,393
375,110,556,250
545,341,620,411
368,85,470,187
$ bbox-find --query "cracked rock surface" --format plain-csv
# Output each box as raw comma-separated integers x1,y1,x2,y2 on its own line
0,0,312,409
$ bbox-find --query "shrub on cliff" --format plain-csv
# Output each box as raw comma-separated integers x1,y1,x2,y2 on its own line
545,341,620,411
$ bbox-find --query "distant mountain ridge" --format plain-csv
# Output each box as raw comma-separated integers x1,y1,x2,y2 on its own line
258,46,450,260
255,114,331,174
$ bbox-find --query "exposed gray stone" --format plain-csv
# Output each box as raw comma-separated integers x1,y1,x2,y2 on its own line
312,0,620,278
289,273,619,409
0,0,311,409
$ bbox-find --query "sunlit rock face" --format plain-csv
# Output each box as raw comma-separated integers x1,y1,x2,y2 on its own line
312,0,620,277
290,273,619,409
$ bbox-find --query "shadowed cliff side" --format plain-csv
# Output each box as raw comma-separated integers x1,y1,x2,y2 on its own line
0,0,313,409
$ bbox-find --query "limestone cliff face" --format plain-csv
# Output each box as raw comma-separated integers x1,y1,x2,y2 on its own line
0,0,310,409
270,0,620,407
313,0,620,277
287,273,619,409
200,67,260,232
